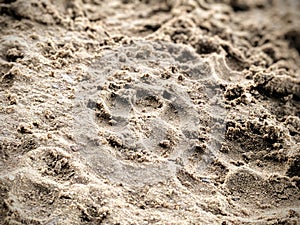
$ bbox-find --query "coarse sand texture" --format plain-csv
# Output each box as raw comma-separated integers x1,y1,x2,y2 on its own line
0,0,299,224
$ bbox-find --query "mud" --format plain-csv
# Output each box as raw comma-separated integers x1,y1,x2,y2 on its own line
0,0,299,224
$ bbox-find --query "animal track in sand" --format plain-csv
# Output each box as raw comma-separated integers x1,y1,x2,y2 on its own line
73,40,226,186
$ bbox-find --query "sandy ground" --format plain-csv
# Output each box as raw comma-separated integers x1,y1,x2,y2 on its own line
0,0,300,224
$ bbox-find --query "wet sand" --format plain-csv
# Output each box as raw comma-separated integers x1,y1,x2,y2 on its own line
0,0,299,224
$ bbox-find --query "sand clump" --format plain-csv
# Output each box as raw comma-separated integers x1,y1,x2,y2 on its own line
0,0,299,224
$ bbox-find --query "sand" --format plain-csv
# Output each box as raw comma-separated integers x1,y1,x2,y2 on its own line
0,0,299,224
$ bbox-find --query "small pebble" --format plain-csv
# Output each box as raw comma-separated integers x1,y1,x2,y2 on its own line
8,175,15,181
159,140,171,148
232,196,240,201
201,178,210,183
52,84,59,89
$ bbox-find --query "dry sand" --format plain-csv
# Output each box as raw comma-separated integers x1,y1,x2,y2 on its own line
0,0,300,224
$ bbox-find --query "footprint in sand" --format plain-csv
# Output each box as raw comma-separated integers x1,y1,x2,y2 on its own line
73,40,227,186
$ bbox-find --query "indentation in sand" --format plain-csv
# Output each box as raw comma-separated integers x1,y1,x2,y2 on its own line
73,40,226,186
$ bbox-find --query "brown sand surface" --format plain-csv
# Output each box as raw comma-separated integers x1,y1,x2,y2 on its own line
0,0,300,224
